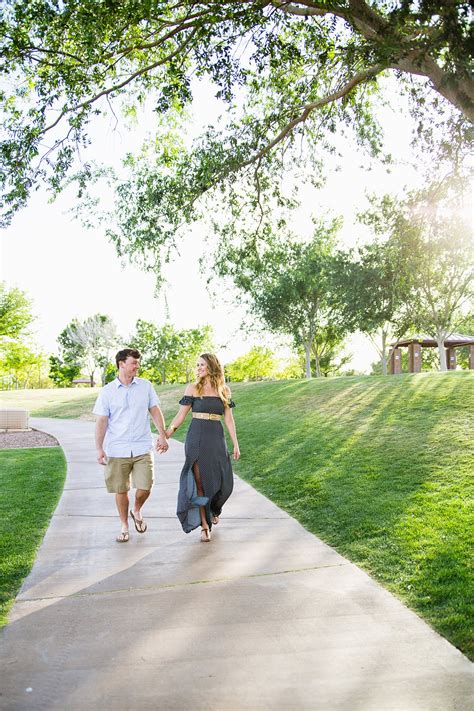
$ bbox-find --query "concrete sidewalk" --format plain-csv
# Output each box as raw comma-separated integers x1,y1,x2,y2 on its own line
0,418,472,711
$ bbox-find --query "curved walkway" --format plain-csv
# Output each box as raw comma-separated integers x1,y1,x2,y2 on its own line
0,418,472,711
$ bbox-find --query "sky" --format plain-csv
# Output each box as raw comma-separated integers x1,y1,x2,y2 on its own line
1,76,422,373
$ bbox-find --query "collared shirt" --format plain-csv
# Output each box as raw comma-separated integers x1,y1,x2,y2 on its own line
93,377,160,457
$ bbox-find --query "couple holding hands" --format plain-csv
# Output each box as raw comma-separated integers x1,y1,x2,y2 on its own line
94,349,240,543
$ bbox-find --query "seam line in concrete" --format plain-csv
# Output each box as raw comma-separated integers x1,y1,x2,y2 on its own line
18,562,351,603
62,482,177,491
53,513,289,520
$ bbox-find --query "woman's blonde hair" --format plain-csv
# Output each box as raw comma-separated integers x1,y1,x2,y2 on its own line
195,353,231,407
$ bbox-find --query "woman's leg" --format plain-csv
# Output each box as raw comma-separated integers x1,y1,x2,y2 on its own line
210,464,234,523
192,461,210,537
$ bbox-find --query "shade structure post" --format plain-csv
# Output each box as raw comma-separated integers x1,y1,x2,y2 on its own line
446,348,457,370
390,348,402,374
469,345,474,370
408,342,422,373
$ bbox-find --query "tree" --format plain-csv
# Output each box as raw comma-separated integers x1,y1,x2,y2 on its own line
364,184,473,371
223,220,347,378
402,214,473,370
1,0,471,261
0,283,34,339
61,314,120,386
454,312,474,370
275,356,304,380
132,321,183,384
0,341,47,389
132,320,214,383
48,355,82,388
176,325,214,382
53,322,86,387
226,347,277,382
311,326,351,378
338,200,413,374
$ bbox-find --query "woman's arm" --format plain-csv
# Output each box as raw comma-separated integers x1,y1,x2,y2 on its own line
165,384,195,438
224,405,240,460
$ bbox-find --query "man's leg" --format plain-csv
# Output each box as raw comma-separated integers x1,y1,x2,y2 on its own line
116,491,130,528
130,453,154,531
104,457,133,542
133,488,150,519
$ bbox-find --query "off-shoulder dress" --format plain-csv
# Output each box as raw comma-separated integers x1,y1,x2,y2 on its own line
176,395,235,533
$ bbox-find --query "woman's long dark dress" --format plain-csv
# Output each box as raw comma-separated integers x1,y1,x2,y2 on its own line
176,395,235,533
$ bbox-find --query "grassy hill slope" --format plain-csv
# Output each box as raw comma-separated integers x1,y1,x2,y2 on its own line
182,372,474,658
2,372,473,657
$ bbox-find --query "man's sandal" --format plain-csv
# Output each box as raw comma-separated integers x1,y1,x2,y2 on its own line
116,531,129,543
130,510,147,533
201,528,211,542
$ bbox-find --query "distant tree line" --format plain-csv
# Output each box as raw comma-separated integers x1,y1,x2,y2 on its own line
1,179,472,387
218,182,473,377
48,318,215,387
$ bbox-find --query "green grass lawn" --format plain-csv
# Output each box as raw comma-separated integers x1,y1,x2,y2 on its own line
0,384,182,419
172,372,474,659
0,386,101,418
2,372,473,657
0,447,66,626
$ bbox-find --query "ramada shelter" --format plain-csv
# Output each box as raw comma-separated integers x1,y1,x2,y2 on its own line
389,334,474,374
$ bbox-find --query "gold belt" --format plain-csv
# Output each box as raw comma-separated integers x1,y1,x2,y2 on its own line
192,412,222,421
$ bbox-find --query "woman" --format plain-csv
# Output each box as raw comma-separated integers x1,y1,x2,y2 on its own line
166,353,240,541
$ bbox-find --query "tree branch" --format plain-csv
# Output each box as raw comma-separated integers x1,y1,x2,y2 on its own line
241,63,386,167
271,1,342,18
40,27,200,137
101,13,209,61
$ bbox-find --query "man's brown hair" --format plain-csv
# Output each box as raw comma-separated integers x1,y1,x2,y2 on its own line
115,348,141,368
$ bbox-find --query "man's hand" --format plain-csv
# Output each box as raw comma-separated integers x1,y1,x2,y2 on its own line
155,434,169,454
97,448,107,465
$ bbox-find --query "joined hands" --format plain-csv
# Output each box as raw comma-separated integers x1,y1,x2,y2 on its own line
155,434,169,454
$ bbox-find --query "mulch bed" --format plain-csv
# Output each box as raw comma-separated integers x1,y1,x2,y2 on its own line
0,429,59,450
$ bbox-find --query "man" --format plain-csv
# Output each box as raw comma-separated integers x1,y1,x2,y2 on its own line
93,348,168,542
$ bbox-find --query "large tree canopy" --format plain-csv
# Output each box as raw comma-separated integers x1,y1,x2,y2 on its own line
1,1,472,271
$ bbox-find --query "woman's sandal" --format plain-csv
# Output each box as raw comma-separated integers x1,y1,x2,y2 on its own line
200,527,211,542
116,530,129,543
211,515,220,525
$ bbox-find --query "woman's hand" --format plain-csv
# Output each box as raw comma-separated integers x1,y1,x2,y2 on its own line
155,434,169,453
232,444,240,461
165,427,174,439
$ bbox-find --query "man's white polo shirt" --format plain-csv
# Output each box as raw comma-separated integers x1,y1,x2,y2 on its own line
93,377,160,457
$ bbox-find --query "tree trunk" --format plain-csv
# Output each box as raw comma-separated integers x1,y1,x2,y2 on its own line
394,54,474,122
434,326,449,371
437,334,448,371
381,329,388,376
89,373,94,387
314,354,321,378
304,343,312,379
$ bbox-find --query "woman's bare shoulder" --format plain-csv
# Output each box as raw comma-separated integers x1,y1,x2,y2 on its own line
184,383,198,396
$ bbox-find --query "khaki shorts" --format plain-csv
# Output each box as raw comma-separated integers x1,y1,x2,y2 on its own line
104,452,154,493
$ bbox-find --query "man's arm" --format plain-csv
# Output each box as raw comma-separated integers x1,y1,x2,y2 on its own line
95,416,109,464
149,405,169,453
